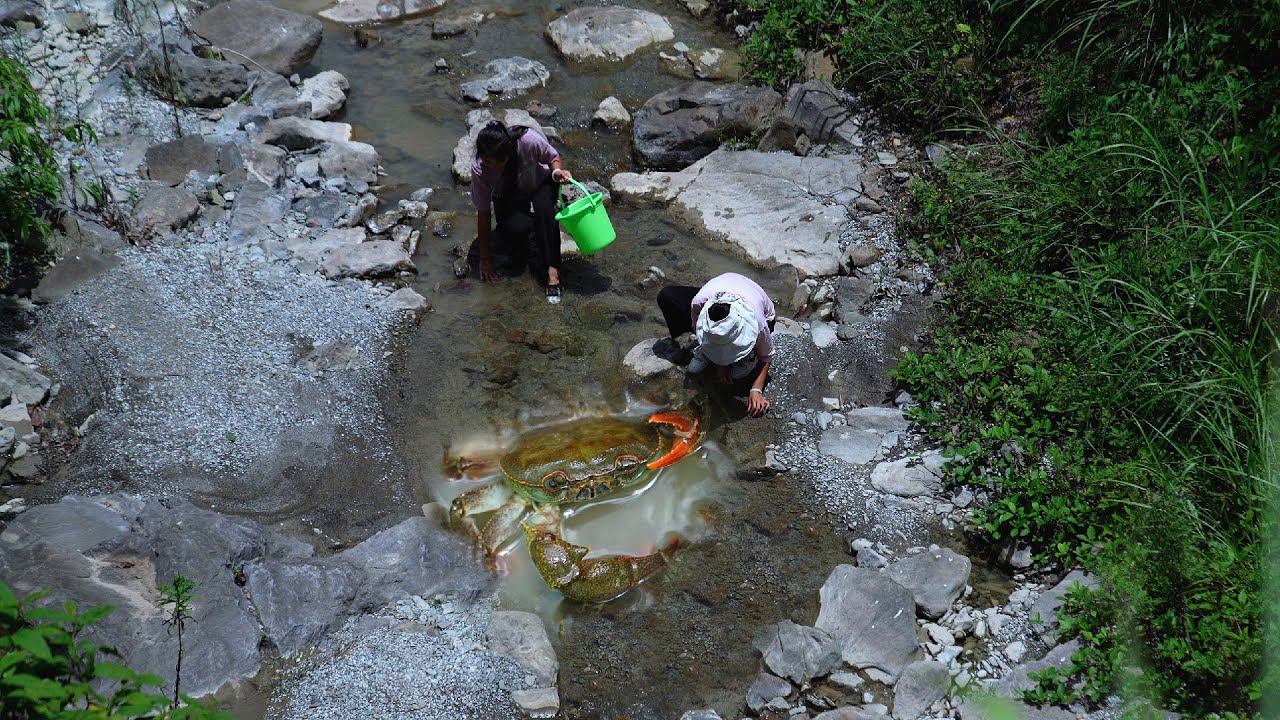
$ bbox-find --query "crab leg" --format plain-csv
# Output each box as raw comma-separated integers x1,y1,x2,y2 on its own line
523,519,680,603
645,410,701,469
450,483,529,554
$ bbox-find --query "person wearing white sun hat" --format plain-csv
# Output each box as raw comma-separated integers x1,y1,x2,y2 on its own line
657,272,776,417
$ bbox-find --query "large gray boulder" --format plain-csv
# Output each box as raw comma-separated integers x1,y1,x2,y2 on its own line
632,81,781,169
546,7,673,62
257,117,353,151
320,240,416,279
319,0,446,25
781,81,865,149
0,354,51,405
131,184,200,234
815,565,919,682
144,135,221,186
298,70,349,119
460,57,550,103
610,149,859,276
192,0,322,77
318,141,380,184
884,545,972,620
243,558,361,657
869,450,947,498
140,47,249,109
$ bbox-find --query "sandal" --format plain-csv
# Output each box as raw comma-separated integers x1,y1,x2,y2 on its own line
545,284,563,304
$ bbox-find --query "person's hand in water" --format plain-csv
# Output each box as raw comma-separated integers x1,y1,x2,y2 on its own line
746,388,770,417
479,256,500,282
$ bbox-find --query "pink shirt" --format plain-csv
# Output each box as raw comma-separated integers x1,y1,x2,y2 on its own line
691,273,777,362
470,130,561,210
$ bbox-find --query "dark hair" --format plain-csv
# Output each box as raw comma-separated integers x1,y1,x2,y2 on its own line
708,302,731,322
475,120,515,162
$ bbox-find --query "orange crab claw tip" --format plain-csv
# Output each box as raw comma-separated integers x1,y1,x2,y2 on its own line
648,410,698,434
647,438,696,469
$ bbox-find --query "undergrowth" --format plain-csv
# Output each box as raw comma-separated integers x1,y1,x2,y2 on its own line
722,0,1279,715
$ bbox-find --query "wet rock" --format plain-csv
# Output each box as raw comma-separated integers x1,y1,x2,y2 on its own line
258,117,353,151
227,180,288,247
884,545,971,620
511,687,558,718
623,338,677,379
298,70,349,119
612,149,857,276
320,0,445,24
816,565,918,682
747,671,793,712
319,140,380,184
460,57,550,103
680,711,722,720
632,81,781,168
592,96,631,128
762,620,840,684
192,0,322,76
144,135,221,186
380,287,429,312
131,184,200,234
140,47,249,109
32,249,123,304
688,47,740,81
814,707,890,719
869,450,946,498
546,7,673,62
782,82,863,150
486,611,558,686
891,661,949,720
320,240,416,279
0,357,50,407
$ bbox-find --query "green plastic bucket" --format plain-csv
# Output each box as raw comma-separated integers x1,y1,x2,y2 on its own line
555,178,616,255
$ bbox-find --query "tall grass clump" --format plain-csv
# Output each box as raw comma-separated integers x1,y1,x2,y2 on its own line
721,0,1279,714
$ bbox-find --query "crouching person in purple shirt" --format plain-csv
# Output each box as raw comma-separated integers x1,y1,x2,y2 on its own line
471,120,573,304
657,272,777,417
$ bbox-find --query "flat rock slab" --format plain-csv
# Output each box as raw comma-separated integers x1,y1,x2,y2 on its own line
746,671,793,712
227,180,288,248
460,57,550,103
892,661,949,719
869,449,946,498
258,117,353,151
192,0,322,77
485,610,558,686
319,0,445,25
145,134,221,186
819,406,907,466
0,354,51,405
884,545,971,620
320,240,416,279
131,184,200,234
611,149,859,276
815,565,919,682
631,81,781,168
546,7,674,62
32,249,122,303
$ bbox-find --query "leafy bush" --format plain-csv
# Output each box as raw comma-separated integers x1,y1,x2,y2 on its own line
0,580,230,719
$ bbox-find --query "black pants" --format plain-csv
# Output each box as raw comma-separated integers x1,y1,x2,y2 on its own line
493,179,560,283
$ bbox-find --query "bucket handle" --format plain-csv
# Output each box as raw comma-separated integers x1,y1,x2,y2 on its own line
557,177,599,211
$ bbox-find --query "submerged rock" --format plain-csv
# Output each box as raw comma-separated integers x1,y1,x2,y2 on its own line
546,7,673,62
319,0,445,25
460,57,550,103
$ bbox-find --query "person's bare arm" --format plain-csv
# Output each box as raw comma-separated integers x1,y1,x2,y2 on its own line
746,360,772,417
476,211,499,281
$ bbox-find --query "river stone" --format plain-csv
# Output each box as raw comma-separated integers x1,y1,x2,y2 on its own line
746,671,793,712
131,184,200,234
32,249,122,303
460,57,550,103
546,7,673,62
320,240,416,279
884,545,971,620
689,47,740,81
680,711,722,720
140,47,249,108
298,70,349,119
0,401,33,438
486,610,558,686
1,1,41,27
816,565,919,682
869,450,946,498
258,117,353,151
632,81,781,168
781,81,864,149
611,149,856,276
843,244,883,270
243,558,362,657
762,620,840,683
818,425,885,467
319,141,380,184
623,337,677,379
227,180,288,247
811,321,839,348
511,687,559,716
380,287,429,312
1029,570,1097,633
192,0,322,76
593,96,631,127
229,142,286,189
452,109,554,184
144,135,220,186
814,708,891,720
891,661,949,719
0,355,51,406
319,0,445,24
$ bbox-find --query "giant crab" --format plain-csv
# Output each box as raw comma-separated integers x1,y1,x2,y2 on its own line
446,408,701,602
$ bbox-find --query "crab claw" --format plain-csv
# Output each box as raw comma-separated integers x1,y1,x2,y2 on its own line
523,525,680,603
645,409,701,469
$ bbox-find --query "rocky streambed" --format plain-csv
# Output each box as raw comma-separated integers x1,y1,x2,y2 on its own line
0,1,1104,719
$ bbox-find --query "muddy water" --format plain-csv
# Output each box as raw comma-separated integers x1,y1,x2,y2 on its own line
280,1,863,717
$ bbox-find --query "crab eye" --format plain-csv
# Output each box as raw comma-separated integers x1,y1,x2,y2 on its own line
543,471,571,492
615,455,640,470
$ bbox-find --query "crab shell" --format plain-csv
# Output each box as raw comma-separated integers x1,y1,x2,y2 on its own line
499,415,679,504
